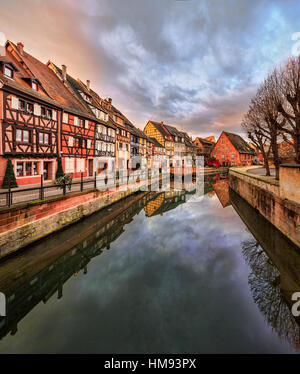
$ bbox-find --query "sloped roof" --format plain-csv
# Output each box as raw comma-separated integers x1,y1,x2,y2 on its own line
148,137,163,147
205,136,216,143
148,121,172,139
164,124,184,138
7,42,90,117
224,132,256,155
0,49,61,107
195,137,215,146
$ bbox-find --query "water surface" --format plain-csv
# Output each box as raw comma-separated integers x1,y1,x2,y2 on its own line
0,176,299,353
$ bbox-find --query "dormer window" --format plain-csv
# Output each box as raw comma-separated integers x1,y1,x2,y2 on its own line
84,94,92,102
32,81,38,91
4,65,13,79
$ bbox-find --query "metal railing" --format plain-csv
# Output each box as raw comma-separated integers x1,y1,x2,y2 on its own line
0,172,99,208
0,170,154,209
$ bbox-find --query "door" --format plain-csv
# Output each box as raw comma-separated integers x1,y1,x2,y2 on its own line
88,159,93,176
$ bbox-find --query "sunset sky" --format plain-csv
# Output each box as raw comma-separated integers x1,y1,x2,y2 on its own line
0,0,300,139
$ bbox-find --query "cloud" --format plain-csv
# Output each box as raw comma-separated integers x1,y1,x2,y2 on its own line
0,0,300,139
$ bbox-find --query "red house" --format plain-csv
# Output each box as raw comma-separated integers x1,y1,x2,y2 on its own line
211,131,255,167
0,41,60,186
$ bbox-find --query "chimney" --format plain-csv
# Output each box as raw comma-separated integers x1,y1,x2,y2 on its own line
86,80,90,91
17,42,24,55
62,65,67,81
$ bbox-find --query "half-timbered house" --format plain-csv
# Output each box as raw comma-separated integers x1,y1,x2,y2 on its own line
144,121,175,164
47,63,116,175
0,41,60,185
102,99,131,171
45,63,99,178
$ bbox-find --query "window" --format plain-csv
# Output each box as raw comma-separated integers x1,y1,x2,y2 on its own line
85,94,91,102
39,132,50,145
4,65,13,79
25,162,32,176
47,109,52,119
33,162,38,175
16,161,38,177
77,158,85,172
65,157,75,173
119,142,122,149
79,118,85,127
19,100,25,111
26,103,34,114
74,138,80,147
41,107,52,119
32,81,38,91
231,154,235,159
16,128,30,143
16,162,24,177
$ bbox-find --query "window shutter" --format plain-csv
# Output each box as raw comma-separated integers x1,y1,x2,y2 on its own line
52,110,57,121
85,120,89,129
11,96,19,109
68,136,74,147
63,113,68,123
74,116,79,126
87,139,91,148
33,104,41,116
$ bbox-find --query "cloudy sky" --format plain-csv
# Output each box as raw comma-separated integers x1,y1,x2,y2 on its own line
1,0,300,138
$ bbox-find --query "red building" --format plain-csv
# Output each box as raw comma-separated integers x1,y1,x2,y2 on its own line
211,131,255,167
46,63,97,178
0,41,60,186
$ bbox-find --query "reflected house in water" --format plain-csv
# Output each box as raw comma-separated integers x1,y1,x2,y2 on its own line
144,191,186,217
230,189,300,350
0,192,156,340
0,186,200,341
213,179,231,208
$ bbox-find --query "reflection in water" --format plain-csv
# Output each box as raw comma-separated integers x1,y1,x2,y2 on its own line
0,183,204,341
230,189,300,350
0,173,299,353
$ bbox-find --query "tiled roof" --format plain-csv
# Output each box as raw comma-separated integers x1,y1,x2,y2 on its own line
148,121,172,139
164,124,184,138
7,42,90,117
224,132,256,155
195,137,214,145
205,136,216,143
148,137,163,147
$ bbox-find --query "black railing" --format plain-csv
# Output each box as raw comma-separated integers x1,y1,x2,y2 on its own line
0,170,155,209
0,172,100,208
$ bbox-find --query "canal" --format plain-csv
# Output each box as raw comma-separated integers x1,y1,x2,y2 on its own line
0,174,299,354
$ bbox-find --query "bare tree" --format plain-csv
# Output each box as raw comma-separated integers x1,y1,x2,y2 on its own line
271,57,300,164
242,74,283,180
242,104,271,176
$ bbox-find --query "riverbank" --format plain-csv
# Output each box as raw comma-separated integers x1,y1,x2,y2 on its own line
229,166,300,248
0,179,151,260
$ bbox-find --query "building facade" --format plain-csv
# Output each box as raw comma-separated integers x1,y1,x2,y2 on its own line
211,131,255,167
0,41,61,186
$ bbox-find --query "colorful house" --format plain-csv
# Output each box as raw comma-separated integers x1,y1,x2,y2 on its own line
0,41,60,186
144,121,175,162
194,137,215,164
48,63,116,175
211,131,255,167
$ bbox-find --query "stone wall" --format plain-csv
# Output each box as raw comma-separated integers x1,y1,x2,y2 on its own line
0,181,148,259
280,164,300,204
229,167,300,248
